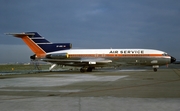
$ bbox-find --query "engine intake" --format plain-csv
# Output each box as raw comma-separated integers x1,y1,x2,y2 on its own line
46,53,68,59
30,54,36,60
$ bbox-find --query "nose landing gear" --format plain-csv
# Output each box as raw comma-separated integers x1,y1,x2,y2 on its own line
152,65,159,72
153,68,157,72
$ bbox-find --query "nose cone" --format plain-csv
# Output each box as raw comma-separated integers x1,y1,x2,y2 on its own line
171,56,176,63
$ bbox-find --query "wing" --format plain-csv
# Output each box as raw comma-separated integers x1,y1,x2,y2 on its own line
41,58,112,67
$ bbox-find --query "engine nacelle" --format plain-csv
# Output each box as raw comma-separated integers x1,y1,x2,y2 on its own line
30,54,36,60
46,53,68,59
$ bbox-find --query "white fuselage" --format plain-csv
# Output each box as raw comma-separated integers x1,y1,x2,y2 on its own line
48,49,166,55
46,49,171,66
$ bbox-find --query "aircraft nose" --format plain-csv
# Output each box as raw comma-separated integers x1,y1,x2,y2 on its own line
171,56,176,63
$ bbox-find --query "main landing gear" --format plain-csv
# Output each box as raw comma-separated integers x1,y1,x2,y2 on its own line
80,67,95,73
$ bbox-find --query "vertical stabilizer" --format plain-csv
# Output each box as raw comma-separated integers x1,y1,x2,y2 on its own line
6,32,46,58
6,32,72,58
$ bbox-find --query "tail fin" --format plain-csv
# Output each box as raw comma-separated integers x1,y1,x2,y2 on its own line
6,32,72,58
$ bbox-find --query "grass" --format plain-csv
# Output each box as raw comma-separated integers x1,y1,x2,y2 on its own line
0,64,51,72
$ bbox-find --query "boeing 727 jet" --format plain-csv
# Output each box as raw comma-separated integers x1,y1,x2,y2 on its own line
7,32,176,72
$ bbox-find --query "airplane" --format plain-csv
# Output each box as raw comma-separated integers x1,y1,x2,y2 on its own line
6,32,176,72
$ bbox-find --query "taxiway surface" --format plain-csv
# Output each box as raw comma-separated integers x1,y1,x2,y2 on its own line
0,66,180,111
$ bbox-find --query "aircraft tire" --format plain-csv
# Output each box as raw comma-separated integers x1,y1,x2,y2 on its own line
153,68,157,72
80,68,86,73
87,67,93,72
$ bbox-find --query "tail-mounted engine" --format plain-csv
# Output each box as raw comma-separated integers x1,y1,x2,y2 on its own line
30,54,36,60
46,53,68,59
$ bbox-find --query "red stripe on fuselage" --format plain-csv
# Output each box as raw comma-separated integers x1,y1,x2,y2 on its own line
68,54,164,58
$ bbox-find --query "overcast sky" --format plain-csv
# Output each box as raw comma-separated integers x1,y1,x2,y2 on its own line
0,0,180,63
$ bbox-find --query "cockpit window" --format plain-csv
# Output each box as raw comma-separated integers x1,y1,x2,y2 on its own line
162,53,168,56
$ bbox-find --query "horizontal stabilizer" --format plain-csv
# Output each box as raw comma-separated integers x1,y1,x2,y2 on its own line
6,32,35,38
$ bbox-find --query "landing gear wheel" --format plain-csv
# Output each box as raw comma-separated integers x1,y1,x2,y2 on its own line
80,67,95,72
153,68,157,72
80,68,86,73
87,67,93,72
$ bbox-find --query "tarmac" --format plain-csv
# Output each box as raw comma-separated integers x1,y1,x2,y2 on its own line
0,65,180,111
